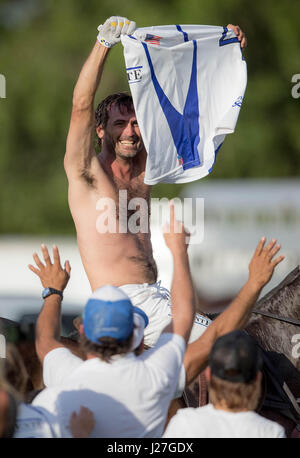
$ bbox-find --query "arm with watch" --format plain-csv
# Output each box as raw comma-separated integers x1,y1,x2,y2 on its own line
28,244,71,363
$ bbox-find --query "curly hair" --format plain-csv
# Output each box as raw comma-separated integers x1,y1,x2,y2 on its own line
79,332,134,363
95,92,134,148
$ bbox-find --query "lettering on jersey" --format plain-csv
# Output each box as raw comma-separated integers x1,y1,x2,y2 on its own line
127,66,142,84
232,95,243,108
194,315,210,327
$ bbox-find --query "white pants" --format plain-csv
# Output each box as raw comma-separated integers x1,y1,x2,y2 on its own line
119,281,211,348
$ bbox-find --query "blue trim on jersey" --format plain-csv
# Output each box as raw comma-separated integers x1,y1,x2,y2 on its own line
142,41,201,169
126,66,143,71
219,27,240,46
208,142,224,173
176,24,189,42
182,40,201,170
215,141,223,156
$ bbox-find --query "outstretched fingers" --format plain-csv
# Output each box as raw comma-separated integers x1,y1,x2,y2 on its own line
258,238,284,265
262,238,277,257
32,252,44,270
169,200,175,232
267,242,282,260
52,245,61,267
64,260,71,276
28,263,41,277
254,236,266,257
271,254,285,268
264,239,285,268
41,244,52,266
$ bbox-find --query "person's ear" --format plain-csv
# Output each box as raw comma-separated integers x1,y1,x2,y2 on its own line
96,125,105,140
79,324,85,335
73,316,82,332
204,366,211,382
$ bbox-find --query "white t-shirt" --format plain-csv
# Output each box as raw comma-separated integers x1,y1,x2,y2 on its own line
13,403,59,438
32,333,185,438
121,25,247,185
163,403,286,438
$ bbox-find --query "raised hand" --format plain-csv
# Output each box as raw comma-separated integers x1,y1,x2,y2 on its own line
28,244,71,291
227,24,247,49
163,201,190,254
97,16,136,48
248,237,285,289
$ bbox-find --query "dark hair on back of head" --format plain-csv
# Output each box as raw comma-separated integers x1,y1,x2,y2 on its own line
79,332,134,363
95,92,134,129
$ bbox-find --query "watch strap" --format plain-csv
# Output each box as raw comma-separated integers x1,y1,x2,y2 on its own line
42,287,63,300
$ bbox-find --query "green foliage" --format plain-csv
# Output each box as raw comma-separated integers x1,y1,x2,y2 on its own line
0,0,299,233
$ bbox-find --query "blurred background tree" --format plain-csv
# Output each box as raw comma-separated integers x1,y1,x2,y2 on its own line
0,0,299,234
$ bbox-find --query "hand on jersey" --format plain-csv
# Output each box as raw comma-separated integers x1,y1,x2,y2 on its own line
97,16,136,48
28,244,71,291
70,406,95,438
163,201,190,254
227,24,247,49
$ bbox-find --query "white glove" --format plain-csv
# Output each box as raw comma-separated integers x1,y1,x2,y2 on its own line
97,16,136,48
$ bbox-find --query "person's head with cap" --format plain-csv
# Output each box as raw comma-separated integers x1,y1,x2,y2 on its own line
205,330,263,412
79,285,148,362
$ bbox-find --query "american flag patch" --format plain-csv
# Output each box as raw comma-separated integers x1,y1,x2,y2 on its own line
145,34,161,45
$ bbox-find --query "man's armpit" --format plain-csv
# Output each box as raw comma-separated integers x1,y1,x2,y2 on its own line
81,168,97,188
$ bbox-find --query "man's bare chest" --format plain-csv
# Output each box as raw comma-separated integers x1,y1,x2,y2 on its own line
113,175,150,202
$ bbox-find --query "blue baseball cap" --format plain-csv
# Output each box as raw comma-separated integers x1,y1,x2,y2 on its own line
83,285,149,344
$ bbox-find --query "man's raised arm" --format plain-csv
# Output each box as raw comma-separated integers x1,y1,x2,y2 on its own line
28,245,71,363
184,237,285,385
64,17,136,181
162,202,196,344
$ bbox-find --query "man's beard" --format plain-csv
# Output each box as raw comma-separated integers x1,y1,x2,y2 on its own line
106,132,143,159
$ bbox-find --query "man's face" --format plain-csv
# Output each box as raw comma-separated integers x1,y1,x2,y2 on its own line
100,103,144,159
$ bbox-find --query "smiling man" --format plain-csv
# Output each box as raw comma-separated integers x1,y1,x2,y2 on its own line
64,16,246,347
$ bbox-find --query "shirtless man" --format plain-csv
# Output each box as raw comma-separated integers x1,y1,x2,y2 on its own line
64,17,247,347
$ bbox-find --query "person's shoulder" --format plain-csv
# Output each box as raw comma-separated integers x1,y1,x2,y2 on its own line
44,346,76,364
164,406,210,438
43,346,85,387
248,411,286,437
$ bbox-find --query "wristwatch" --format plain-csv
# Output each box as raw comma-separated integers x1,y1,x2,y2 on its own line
42,287,63,300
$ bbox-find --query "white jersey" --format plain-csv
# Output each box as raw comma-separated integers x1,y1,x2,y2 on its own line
121,25,247,184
